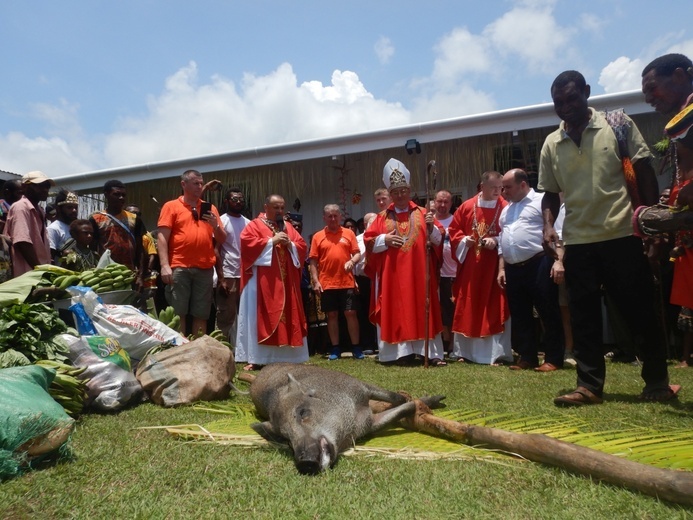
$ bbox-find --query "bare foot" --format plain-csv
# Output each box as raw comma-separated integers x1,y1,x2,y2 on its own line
675,360,689,368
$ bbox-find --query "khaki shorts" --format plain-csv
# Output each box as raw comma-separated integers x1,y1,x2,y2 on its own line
165,267,214,319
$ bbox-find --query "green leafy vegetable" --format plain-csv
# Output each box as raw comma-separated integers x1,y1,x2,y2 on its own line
0,303,70,368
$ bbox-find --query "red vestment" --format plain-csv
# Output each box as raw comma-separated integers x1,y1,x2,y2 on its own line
364,201,444,343
240,214,307,346
448,195,509,337
669,180,693,309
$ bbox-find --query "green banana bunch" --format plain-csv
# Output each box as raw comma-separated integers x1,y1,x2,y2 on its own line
76,263,136,293
209,328,234,350
35,359,90,417
148,306,181,332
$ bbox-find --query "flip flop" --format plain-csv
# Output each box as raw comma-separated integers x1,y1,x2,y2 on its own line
554,386,603,407
638,384,681,402
429,358,447,367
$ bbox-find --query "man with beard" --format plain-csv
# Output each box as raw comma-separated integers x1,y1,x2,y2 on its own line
364,159,446,366
6,171,55,276
236,194,308,370
215,187,250,339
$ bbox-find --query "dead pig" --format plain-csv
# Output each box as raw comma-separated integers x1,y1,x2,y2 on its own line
248,363,444,474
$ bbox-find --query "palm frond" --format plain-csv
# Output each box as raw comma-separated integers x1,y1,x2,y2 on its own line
163,404,693,471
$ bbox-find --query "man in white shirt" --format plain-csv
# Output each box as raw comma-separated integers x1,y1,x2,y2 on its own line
433,190,456,356
47,190,79,261
497,169,565,371
215,187,250,339
354,212,377,354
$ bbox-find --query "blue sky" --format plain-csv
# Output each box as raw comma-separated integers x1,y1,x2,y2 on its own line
2,0,692,178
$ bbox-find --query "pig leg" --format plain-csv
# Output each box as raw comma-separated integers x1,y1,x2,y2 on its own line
363,384,409,405
370,401,419,431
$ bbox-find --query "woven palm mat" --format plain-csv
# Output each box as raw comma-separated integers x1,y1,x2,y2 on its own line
163,403,693,470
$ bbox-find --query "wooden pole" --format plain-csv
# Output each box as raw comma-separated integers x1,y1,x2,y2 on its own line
370,399,693,506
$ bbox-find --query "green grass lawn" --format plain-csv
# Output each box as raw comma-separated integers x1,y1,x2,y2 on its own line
1,356,692,520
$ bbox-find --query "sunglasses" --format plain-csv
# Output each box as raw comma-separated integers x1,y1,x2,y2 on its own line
191,206,199,221
229,196,245,202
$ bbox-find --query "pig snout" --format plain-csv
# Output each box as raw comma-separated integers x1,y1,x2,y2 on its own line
294,436,335,475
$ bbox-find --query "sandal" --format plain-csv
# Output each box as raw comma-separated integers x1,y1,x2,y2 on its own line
638,384,681,402
429,358,448,367
553,386,603,407
243,363,264,371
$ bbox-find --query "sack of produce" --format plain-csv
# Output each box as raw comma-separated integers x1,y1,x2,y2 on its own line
0,365,75,480
67,288,187,366
60,334,143,412
135,335,235,407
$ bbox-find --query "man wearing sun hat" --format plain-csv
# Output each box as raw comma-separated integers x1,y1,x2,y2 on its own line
47,189,79,261
5,171,55,276
363,158,447,366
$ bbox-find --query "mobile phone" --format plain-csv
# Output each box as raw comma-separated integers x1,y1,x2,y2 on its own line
201,202,212,216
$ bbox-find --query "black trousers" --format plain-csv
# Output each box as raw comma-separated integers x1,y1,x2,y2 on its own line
505,254,564,366
564,236,669,396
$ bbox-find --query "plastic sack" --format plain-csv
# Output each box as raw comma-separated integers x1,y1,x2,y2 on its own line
96,249,113,269
60,334,143,412
135,335,235,407
0,365,75,480
67,288,187,366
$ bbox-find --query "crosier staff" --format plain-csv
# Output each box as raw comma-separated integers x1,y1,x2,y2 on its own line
423,160,438,368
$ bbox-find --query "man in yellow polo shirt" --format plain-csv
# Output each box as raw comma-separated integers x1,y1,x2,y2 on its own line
539,70,675,406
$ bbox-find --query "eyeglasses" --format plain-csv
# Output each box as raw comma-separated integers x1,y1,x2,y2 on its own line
191,206,199,221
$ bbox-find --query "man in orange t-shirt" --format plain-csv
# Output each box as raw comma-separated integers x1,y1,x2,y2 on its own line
309,204,362,360
158,169,226,336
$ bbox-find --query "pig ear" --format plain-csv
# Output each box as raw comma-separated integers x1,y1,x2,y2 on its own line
287,373,306,394
286,373,316,397
250,421,286,444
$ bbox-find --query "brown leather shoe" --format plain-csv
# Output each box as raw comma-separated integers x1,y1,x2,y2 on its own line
535,362,559,372
553,386,603,407
509,360,537,370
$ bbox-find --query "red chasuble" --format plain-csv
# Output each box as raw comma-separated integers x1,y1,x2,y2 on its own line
240,214,307,346
364,201,444,344
448,195,509,337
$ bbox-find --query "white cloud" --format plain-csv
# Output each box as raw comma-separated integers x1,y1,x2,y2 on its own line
578,12,606,34
0,131,95,179
411,86,496,121
432,28,491,87
102,62,411,168
484,2,572,73
598,56,644,93
667,39,693,61
599,38,693,94
374,36,394,64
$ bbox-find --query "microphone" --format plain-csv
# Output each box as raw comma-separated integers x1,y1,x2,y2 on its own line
275,215,285,232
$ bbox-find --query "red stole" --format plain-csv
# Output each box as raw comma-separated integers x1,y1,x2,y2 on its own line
364,201,444,343
449,195,509,337
240,214,307,346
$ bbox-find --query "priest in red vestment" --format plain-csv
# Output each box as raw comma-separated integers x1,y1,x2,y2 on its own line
448,171,512,365
236,194,308,370
364,158,447,366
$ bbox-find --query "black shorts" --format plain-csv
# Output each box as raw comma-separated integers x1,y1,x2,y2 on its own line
320,288,359,313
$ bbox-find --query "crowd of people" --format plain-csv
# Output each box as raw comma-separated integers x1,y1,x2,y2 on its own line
1,54,691,406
